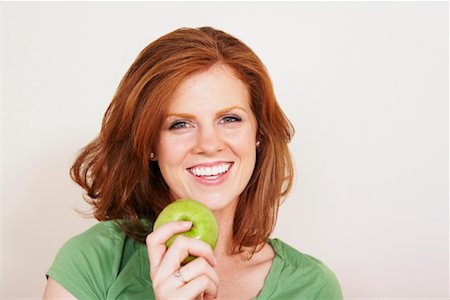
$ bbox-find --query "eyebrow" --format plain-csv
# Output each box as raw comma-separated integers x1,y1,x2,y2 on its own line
166,106,248,119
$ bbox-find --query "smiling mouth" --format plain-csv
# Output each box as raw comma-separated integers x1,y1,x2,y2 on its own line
187,162,233,177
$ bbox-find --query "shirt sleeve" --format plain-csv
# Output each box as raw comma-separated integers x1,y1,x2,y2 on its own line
46,222,125,299
314,269,344,300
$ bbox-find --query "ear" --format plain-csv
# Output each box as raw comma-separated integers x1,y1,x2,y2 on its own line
256,131,265,145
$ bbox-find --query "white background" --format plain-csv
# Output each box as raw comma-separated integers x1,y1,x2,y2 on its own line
2,2,448,299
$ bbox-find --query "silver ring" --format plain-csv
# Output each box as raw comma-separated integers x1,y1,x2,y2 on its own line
174,269,186,283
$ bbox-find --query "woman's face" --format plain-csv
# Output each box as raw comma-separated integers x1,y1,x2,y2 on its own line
155,64,258,215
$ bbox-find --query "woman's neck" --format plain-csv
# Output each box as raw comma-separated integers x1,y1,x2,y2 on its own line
212,207,235,260
211,198,245,262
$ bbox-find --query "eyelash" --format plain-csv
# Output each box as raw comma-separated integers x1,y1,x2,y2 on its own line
220,115,242,124
168,115,242,130
169,120,191,130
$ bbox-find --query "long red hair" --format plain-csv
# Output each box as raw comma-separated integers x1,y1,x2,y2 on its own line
71,27,294,255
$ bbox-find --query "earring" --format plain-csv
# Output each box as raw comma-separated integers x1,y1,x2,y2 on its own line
256,140,261,147
150,152,155,160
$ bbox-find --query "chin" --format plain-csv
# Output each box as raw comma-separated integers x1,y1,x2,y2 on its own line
191,193,238,213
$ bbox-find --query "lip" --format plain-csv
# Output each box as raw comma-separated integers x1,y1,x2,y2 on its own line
187,161,234,185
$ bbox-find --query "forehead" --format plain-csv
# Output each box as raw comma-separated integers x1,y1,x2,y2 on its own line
168,64,251,112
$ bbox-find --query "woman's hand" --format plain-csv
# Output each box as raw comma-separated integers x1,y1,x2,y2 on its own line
146,221,219,300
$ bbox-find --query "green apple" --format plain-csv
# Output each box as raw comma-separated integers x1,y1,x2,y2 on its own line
153,199,219,265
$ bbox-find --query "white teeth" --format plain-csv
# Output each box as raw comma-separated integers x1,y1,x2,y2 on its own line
211,166,218,175
205,168,212,176
190,163,231,177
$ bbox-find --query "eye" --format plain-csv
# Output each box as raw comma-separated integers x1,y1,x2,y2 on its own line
169,120,192,130
219,115,242,124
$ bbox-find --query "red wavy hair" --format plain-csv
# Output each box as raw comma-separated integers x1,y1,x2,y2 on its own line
71,27,294,255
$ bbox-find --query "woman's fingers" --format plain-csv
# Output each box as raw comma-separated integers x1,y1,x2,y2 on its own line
155,235,216,281
172,258,219,299
179,274,219,300
176,257,220,286
145,221,192,273
146,221,219,299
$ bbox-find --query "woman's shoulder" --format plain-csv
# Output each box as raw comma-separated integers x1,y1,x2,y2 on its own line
55,220,127,260
64,220,124,245
265,238,343,299
46,220,129,298
269,238,331,271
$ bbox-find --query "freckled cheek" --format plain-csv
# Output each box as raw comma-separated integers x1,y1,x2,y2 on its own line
224,131,257,158
225,126,256,146
157,137,190,192
157,135,194,167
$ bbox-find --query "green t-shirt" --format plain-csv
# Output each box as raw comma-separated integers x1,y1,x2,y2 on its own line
46,221,343,299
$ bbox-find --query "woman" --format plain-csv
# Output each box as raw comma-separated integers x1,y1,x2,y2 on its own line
44,27,343,299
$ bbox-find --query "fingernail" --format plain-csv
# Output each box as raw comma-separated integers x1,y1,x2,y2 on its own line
181,221,192,228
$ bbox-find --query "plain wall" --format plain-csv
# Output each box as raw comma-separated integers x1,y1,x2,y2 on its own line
2,2,448,299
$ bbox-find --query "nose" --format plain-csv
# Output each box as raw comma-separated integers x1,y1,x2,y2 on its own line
193,124,225,155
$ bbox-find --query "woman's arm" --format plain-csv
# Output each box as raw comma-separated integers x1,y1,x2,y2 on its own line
42,277,76,299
